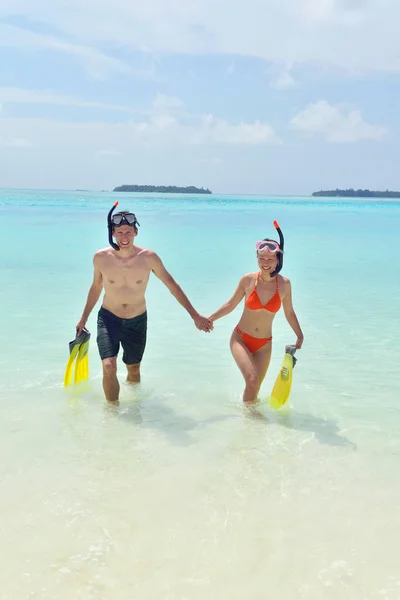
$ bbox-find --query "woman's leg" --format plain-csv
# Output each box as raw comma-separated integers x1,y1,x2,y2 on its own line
252,342,273,398
229,331,259,402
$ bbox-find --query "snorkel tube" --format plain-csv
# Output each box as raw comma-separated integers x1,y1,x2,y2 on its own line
107,201,120,251
270,220,284,277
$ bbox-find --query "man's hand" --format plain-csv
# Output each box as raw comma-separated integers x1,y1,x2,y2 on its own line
76,318,88,336
193,314,214,333
295,335,304,349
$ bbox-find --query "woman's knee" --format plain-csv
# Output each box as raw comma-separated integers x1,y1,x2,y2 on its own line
245,371,259,390
102,357,117,377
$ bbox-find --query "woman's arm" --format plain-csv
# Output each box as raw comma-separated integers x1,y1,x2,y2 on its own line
209,275,247,322
281,278,304,348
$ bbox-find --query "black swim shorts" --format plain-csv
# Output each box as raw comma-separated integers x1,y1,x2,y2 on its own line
96,306,147,365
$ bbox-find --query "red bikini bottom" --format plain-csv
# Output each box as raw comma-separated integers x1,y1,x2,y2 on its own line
234,326,272,353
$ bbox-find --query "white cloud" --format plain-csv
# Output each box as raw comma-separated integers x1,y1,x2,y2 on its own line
299,0,335,22
0,23,154,80
0,110,278,152
0,86,136,112
199,157,224,165
152,93,184,110
0,87,279,146
0,136,33,148
0,110,281,191
10,137,33,148
290,100,388,143
271,71,297,90
193,115,280,145
94,149,122,159
0,0,399,74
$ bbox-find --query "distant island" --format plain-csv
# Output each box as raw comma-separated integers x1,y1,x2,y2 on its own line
312,188,400,198
113,184,212,194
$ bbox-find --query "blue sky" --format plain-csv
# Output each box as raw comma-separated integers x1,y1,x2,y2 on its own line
0,1,399,195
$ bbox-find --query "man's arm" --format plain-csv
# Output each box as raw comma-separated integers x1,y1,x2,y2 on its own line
149,252,213,332
76,253,104,334
281,278,304,348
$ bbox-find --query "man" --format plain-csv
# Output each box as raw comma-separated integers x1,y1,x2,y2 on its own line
76,204,213,403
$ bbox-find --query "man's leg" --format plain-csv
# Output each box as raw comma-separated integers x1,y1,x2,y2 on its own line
97,307,121,403
102,356,120,403
126,363,141,383
121,311,147,385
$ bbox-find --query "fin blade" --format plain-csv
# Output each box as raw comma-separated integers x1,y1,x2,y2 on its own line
74,340,90,384
268,353,294,410
64,331,91,387
63,346,80,387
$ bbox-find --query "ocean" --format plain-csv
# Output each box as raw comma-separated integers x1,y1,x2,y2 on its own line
1,189,400,599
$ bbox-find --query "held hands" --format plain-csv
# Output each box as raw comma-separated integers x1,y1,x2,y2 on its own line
193,313,214,333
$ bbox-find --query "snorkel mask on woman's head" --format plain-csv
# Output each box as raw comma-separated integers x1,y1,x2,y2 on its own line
255,220,285,277
256,240,282,254
107,201,140,251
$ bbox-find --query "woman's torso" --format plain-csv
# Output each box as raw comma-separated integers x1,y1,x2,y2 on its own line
236,272,285,338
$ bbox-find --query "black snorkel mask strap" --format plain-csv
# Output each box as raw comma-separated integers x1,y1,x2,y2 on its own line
107,201,120,251
270,220,284,277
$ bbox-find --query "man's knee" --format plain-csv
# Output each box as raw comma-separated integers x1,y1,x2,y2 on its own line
102,357,117,378
126,363,141,382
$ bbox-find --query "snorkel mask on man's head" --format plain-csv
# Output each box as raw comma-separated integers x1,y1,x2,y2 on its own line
107,201,140,251
255,220,284,277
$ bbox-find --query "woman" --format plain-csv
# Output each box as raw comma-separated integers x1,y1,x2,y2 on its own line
209,222,304,403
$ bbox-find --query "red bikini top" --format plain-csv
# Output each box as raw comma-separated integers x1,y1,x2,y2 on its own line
245,272,281,313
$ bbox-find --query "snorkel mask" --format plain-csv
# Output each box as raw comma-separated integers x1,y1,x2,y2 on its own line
255,220,284,277
107,201,140,251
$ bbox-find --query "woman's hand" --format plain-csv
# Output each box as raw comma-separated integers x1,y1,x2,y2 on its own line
295,335,304,349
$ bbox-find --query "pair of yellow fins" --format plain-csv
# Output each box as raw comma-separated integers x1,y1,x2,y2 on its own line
63,328,91,386
268,344,298,410
62,331,296,406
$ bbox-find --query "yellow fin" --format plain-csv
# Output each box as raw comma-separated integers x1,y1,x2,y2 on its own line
63,329,91,387
63,345,80,387
74,340,90,384
268,346,296,410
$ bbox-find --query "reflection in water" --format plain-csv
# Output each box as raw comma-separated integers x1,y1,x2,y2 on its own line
241,401,357,450
64,377,357,453
274,409,357,450
104,392,235,448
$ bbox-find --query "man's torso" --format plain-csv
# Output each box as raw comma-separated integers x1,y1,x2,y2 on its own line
97,246,152,318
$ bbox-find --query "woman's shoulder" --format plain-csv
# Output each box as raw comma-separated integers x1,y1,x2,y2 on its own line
278,274,290,284
240,271,258,285
239,273,257,290
278,274,291,291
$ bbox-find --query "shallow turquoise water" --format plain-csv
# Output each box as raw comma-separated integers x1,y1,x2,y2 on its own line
1,190,400,599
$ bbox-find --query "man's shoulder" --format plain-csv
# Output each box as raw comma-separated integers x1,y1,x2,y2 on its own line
94,247,113,259
135,245,153,256
136,247,160,262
